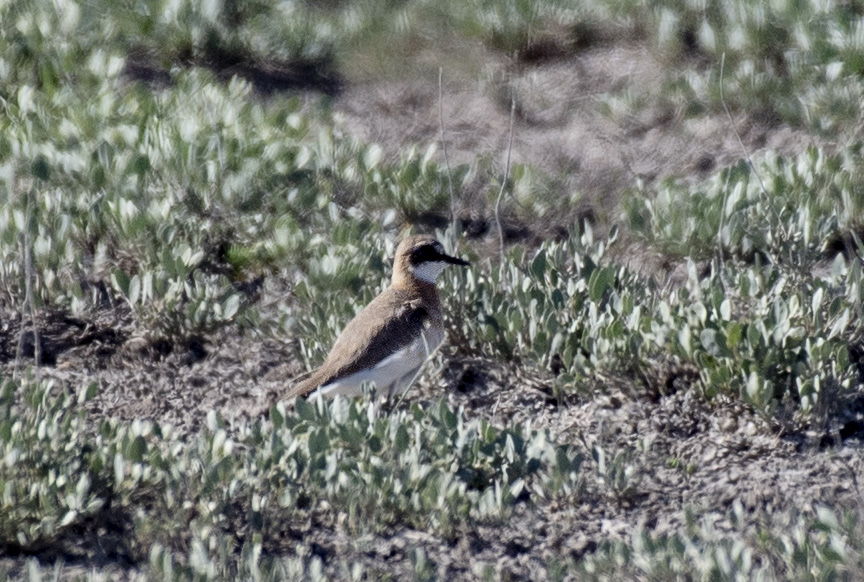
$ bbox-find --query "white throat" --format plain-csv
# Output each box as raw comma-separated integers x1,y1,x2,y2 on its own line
412,261,447,283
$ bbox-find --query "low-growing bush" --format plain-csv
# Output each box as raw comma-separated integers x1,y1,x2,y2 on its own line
627,147,864,262
0,376,582,576
577,504,864,581
434,220,861,421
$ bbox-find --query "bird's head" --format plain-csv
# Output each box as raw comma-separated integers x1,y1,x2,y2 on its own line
393,235,470,286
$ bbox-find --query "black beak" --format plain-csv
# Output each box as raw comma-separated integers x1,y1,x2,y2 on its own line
440,252,470,267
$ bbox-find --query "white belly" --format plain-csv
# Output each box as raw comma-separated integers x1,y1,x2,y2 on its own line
308,327,444,400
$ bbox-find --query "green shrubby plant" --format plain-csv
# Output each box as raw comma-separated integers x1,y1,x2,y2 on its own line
444,226,650,374
0,375,581,576
577,504,863,581
644,0,864,130
363,143,456,220
441,210,860,419
148,540,343,582
12,499,864,580
628,147,864,261
289,238,387,369
578,0,864,134
591,442,643,502
0,13,461,339
447,0,585,54
0,0,471,337
266,396,582,534
666,261,858,415
0,378,105,548
618,145,864,414
8,0,864,137
0,0,341,88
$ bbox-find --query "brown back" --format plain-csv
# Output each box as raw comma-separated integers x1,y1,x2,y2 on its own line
284,284,438,398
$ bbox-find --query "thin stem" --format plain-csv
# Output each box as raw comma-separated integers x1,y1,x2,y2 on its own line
438,68,456,232
13,235,25,381
393,329,443,410
495,93,517,273
14,190,40,380
719,53,770,203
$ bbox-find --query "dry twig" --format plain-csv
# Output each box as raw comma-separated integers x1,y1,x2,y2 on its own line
14,190,41,381
438,68,457,233
495,92,517,275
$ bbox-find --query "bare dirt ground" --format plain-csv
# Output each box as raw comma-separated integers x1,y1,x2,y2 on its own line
338,44,814,222
336,41,819,279
3,37,863,580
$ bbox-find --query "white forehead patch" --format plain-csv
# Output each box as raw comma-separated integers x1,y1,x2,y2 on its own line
412,261,448,283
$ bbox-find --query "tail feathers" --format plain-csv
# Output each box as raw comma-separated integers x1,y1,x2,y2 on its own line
282,374,321,401
264,373,321,413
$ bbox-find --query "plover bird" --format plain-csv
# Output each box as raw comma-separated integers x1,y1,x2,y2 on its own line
285,235,470,400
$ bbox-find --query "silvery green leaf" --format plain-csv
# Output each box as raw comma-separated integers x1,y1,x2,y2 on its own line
222,294,240,320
